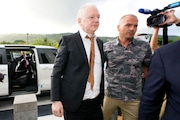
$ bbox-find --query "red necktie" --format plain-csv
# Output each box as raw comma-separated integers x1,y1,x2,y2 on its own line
86,35,95,89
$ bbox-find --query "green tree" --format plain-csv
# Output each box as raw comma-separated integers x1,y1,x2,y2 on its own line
31,38,57,47
0,41,12,44
13,40,26,44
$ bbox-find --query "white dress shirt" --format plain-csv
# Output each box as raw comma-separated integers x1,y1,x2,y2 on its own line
79,30,102,100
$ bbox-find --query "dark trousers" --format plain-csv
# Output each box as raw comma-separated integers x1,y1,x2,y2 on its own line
64,95,103,120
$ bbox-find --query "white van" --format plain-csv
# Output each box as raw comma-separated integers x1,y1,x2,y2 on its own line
0,44,57,98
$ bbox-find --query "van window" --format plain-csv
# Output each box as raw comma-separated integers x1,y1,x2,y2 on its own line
0,48,7,64
0,54,2,64
37,48,56,64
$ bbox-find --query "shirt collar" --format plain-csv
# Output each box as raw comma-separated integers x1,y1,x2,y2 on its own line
79,30,96,39
115,37,136,46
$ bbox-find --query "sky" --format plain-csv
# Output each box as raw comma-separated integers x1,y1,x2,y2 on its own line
0,0,180,37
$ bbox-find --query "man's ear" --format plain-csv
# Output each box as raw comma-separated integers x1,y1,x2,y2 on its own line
77,18,81,25
117,25,120,31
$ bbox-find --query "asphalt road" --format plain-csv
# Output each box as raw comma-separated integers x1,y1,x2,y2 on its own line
0,93,53,120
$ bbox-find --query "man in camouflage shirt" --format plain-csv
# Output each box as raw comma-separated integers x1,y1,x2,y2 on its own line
103,14,152,120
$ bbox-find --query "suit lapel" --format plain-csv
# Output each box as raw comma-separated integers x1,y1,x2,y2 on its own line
73,32,104,65
74,32,89,64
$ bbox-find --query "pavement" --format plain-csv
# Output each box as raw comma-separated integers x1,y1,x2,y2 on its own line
38,115,123,120
38,115,64,120
0,94,65,120
0,94,122,120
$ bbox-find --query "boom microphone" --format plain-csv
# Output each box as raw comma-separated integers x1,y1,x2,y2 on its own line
167,1,180,9
138,8,152,14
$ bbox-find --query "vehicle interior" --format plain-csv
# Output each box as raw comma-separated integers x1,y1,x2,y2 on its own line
6,48,38,94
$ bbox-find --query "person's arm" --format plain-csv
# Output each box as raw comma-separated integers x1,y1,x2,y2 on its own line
51,37,68,117
139,50,166,120
150,27,159,53
143,67,149,79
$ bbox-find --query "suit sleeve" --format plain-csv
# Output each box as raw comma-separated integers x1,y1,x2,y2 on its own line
139,49,166,120
51,37,68,101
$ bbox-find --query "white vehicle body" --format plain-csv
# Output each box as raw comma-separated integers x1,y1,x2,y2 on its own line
0,45,56,98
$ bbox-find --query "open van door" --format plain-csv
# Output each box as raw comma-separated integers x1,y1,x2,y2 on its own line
0,47,9,96
5,46,39,96
35,47,56,91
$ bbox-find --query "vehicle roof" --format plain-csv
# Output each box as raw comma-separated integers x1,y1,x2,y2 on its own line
0,44,55,49
0,44,5,48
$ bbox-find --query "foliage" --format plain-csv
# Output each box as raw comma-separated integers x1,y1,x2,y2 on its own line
13,40,26,44
0,41,12,44
0,33,180,48
157,37,180,46
31,37,58,47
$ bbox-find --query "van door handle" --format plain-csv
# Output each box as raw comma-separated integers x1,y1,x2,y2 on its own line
42,67,51,70
0,69,6,72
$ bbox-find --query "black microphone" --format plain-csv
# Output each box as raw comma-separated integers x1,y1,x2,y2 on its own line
138,8,152,14
167,1,180,9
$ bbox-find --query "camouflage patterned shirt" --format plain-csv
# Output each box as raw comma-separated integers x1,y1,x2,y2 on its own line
104,37,152,101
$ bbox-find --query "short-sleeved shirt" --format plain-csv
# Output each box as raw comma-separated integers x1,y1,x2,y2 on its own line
104,37,152,101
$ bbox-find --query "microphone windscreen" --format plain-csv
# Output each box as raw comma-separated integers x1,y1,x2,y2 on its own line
138,8,151,14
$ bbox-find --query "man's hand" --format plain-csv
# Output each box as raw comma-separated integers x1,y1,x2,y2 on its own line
160,9,179,25
52,101,64,117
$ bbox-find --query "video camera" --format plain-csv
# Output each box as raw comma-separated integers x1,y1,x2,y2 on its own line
147,10,167,27
139,1,180,27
